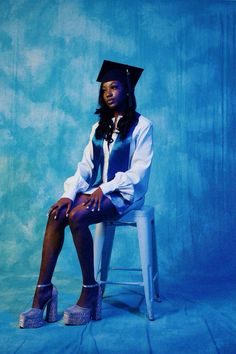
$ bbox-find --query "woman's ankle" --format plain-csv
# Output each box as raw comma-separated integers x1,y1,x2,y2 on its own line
76,286,99,308
32,284,53,309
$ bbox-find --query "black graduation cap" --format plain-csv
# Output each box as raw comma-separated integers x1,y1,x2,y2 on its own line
96,60,144,88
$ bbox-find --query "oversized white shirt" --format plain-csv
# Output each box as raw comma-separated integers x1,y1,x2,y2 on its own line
61,115,153,212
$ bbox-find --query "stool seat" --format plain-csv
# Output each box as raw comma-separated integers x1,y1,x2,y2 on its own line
94,205,160,320
112,205,155,223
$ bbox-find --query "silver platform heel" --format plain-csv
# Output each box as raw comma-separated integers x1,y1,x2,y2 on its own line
19,283,58,328
63,283,102,325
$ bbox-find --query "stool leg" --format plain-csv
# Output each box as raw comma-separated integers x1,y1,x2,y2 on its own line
152,219,160,300
94,223,106,282
136,217,155,321
100,224,116,294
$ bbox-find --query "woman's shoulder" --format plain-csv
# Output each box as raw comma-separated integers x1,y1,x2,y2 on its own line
136,114,153,129
90,121,99,132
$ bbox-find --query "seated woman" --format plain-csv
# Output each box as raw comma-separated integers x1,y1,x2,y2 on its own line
19,60,153,328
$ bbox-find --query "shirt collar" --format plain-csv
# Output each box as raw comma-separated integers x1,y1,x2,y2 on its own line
112,115,122,133
112,115,123,122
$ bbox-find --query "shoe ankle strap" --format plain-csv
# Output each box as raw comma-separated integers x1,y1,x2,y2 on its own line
37,282,52,288
82,283,99,288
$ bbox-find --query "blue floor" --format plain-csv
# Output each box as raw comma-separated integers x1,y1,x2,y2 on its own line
0,273,235,354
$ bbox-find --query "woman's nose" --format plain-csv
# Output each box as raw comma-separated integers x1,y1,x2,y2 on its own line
106,89,112,97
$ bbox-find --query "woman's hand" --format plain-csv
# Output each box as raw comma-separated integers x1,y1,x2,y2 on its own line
48,197,73,220
82,187,104,212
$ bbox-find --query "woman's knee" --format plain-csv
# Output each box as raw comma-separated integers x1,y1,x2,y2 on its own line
47,208,68,228
68,207,88,229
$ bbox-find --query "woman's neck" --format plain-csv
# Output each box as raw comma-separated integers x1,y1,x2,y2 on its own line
114,111,123,118
113,102,127,118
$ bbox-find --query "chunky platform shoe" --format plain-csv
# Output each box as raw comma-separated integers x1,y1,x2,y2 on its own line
19,283,58,328
63,283,102,325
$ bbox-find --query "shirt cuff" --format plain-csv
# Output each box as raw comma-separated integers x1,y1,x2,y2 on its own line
60,188,78,201
99,180,117,195
61,178,90,201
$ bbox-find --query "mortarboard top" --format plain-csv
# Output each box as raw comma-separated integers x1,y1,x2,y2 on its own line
96,60,144,88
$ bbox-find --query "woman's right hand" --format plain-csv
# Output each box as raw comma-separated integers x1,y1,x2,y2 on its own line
48,198,73,220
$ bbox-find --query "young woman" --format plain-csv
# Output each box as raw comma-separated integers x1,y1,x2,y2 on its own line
19,60,153,328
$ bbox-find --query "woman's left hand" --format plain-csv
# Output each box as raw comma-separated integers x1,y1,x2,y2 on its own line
82,187,104,211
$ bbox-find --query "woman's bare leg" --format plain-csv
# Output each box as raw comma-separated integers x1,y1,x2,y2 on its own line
68,194,118,307
32,206,68,308
32,193,118,309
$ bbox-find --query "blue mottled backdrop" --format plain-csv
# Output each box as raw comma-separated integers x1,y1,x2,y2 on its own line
1,0,236,287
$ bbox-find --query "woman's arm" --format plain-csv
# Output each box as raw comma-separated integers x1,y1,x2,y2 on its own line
99,120,153,202
60,124,98,201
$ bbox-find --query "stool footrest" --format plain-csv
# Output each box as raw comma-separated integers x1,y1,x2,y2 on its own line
100,280,144,287
109,267,142,272
110,222,136,226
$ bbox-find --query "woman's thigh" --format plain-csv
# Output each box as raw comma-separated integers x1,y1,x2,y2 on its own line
69,193,119,226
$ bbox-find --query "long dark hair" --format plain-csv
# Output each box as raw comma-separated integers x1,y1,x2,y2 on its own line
94,82,138,143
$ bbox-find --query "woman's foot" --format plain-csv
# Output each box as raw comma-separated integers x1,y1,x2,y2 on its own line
19,283,58,328
63,283,102,325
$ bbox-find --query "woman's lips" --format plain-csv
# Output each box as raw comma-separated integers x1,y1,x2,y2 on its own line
107,99,115,104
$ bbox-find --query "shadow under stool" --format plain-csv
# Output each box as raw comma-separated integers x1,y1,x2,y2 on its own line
93,205,160,320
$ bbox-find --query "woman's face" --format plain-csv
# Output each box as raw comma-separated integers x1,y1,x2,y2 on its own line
102,80,127,111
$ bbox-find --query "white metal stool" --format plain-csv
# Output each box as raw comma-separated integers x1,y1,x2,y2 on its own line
93,205,159,320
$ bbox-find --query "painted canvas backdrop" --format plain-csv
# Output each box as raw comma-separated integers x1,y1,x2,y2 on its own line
1,0,235,287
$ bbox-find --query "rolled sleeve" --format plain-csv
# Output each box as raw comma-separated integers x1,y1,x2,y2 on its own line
60,124,97,201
